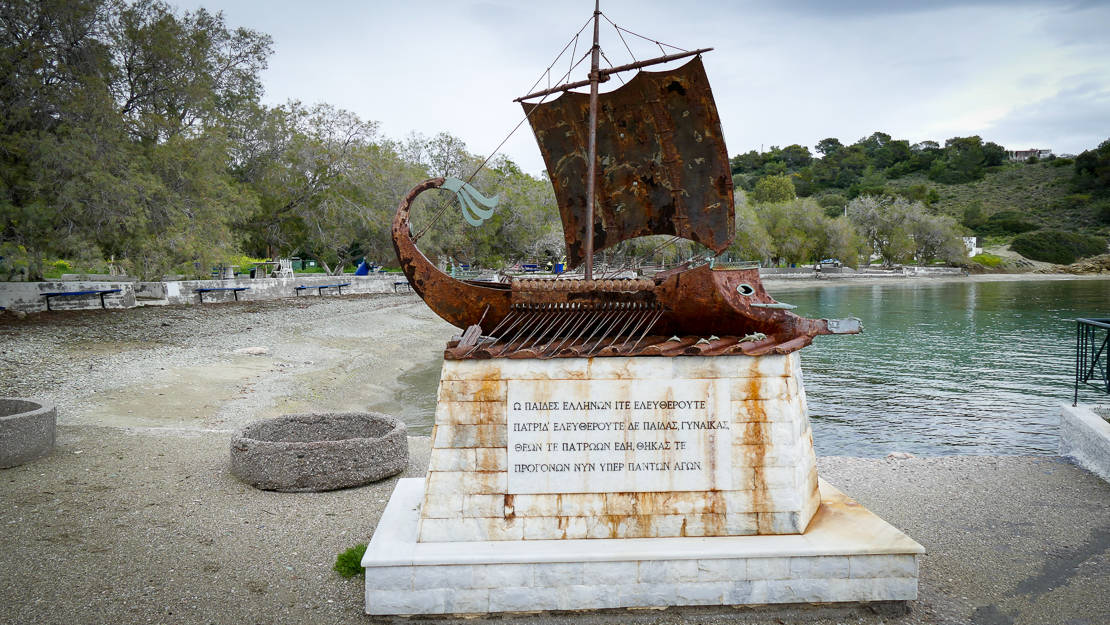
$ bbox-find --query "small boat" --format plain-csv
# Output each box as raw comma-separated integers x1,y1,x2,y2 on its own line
392,4,860,359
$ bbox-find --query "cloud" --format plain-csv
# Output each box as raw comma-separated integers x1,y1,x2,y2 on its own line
984,80,1110,153
745,0,1103,18
174,0,1110,173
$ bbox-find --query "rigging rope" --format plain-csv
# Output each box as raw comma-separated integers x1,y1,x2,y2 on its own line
414,43,593,242
599,50,626,86
414,11,694,249
607,14,637,62
600,12,688,54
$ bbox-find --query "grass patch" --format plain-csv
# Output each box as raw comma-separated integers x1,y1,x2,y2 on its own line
334,543,367,578
971,253,1005,268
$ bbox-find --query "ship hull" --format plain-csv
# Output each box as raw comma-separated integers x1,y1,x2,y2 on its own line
393,178,854,358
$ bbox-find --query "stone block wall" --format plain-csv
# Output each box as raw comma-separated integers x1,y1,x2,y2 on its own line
419,354,820,542
0,281,137,313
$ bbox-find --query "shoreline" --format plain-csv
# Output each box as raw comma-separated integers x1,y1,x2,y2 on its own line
763,271,1110,291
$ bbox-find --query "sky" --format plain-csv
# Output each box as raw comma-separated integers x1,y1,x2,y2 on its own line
178,0,1110,175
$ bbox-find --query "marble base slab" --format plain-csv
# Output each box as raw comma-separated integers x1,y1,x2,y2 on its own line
363,478,925,615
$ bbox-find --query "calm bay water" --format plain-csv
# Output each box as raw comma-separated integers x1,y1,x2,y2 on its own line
391,277,1110,456
784,278,1110,456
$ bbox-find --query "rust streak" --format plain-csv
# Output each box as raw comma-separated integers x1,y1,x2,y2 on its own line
742,373,771,532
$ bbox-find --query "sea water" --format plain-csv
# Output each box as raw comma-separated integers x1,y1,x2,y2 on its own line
388,277,1110,457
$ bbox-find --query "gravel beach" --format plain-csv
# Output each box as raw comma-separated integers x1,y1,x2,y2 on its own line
2,291,1108,625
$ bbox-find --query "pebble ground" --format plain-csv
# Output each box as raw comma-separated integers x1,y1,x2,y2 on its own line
1,295,1107,624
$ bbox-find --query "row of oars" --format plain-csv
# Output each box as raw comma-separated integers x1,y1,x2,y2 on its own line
461,302,664,359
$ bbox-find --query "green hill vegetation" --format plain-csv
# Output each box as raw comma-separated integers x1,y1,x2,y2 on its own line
731,134,1110,266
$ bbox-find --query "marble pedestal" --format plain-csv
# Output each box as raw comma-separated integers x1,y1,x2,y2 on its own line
422,354,820,541
362,354,924,614
362,478,924,615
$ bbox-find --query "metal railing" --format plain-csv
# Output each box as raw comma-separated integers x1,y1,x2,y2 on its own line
1075,318,1110,406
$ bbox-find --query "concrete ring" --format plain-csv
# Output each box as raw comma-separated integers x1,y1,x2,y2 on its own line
229,412,408,492
1,397,56,469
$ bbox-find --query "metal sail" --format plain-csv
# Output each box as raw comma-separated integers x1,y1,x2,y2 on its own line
523,56,734,270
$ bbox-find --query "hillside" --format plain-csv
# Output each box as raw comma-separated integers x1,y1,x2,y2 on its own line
884,161,1106,237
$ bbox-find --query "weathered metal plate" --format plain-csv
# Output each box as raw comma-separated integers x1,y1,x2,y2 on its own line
524,56,734,269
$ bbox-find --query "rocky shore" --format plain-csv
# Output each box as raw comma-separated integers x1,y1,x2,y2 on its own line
1,291,1108,625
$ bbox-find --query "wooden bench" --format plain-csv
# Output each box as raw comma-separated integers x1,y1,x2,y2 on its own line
393,281,412,293
41,289,122,311
194,287,249,303
294,283,351,296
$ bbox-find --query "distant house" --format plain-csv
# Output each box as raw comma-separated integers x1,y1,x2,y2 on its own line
963,236,982,257
1007,148,1053,162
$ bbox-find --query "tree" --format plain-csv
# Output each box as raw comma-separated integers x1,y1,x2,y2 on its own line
751,198,860,267
729,150,763,174
751,174,796,203
851,166,886,198
0,0,272,279
755,199,818,264
815,216,863,268
928,135,990,184
817,193,848,218
906,212,966,264
726,191,774,263
845,195,964,266
816,137,843,157
982,141,1006,167
238,102,384,267
1075,138,1110,193
845,196,915,266
764,144,812,169
107,0,272,143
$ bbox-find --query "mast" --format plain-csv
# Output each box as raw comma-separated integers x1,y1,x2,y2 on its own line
584,0,601,281
513,5,718,273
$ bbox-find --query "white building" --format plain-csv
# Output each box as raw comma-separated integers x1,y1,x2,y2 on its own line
1007,148,1053,162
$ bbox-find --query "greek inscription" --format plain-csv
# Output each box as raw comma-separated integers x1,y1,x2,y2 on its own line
506,379,731,494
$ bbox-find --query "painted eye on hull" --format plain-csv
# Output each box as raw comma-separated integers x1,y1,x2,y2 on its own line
736,283,755,296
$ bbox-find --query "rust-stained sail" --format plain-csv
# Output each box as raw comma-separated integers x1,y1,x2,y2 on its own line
524,56,734,269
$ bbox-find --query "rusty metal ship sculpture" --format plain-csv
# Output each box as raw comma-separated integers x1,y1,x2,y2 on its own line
392,5,860,359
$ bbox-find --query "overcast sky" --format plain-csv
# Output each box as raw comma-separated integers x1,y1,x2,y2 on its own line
180,0,1109,175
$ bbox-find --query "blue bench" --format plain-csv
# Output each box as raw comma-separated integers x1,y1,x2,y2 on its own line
522,264,540,273
294,282,351,296
194,287,249,303
41,289,122,311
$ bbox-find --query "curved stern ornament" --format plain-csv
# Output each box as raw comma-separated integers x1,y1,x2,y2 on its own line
442,177,499,227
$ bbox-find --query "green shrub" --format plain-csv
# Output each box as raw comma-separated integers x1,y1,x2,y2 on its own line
227,254,270,268
971,253,1004,267
1010,230,1108,264
817,192,848,217
334,543,367,578
1096,198,1110,224
1058,194,1092,210
42,259,74,279
981,210,1038,234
